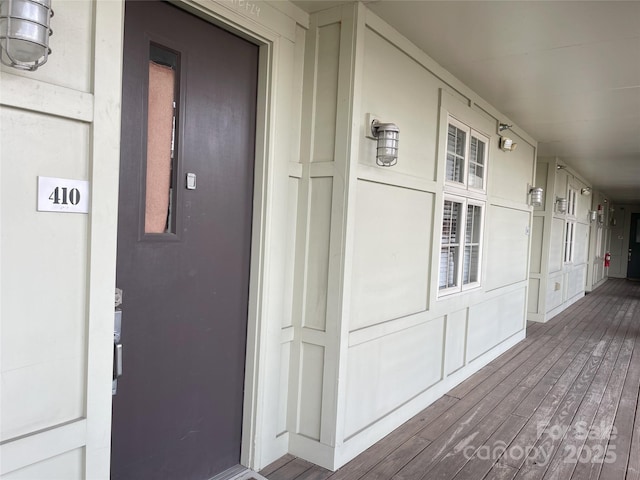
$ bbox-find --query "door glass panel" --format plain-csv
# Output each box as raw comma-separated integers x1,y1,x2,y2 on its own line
145,44,179,234
636,219,640,243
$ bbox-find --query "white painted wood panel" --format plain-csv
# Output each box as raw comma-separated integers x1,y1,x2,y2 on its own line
1,448,84,480
490,140,536,205
528,278,540,314
283,176,300,328
278,342,291,436
574,222,589,265
298,343,325,440
467,288,525,361
549,217,565,272
530,216,544,274
568,265,587,299
546,274,564,312
312,22,341,163
304,177,333,330
485,206,530,289
350,181,432,331
444,310,467,375
1,110,89,442
359,27,440,180
344,318,444,438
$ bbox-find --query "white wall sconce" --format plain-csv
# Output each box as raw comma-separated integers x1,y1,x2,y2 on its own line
556,197,568,214
499,136,517,152
589,210,597,222
0,0,54,71
528,186,544,207
370,119,399,167
581,187,592,196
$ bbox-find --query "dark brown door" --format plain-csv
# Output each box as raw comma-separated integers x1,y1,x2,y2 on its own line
629,213,640,280
111,2,258,478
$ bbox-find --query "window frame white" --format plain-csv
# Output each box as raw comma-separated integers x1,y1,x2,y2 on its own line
439,115,489,298
462,200,485,288
564,221,575,264
445,115,490,197
567,186,577,217
438,194,485,296
563,186,578,264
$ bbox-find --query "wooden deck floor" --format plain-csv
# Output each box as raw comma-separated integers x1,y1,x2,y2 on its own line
261,278,640,480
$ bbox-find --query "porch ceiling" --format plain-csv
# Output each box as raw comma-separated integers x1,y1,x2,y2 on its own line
293,0,640,203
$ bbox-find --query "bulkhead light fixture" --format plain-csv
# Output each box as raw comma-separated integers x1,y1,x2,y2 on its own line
581,187,592,196
529,186,544,207
499,136,517,152
371,119,399,167
0,0,54,71
556,197,568,214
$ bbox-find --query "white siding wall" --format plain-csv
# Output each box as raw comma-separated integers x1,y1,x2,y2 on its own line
290,3,535,470
0,1,123,477
528,157,608,323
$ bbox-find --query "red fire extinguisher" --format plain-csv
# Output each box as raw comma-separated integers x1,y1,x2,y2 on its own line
605,252,611,268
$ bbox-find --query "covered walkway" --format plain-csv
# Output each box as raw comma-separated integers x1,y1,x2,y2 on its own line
262,278,640,480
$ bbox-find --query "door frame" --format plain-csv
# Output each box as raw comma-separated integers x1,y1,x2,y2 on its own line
102,0,280,472
147,0,276,470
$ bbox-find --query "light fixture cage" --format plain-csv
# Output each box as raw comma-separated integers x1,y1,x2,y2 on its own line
371,120,399,167
556,197,568,214
529,186,543,207
0,0,54,71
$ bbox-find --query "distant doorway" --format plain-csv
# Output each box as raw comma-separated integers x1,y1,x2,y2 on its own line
628,213,640,280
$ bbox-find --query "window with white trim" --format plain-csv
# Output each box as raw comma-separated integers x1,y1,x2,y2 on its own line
439,115,488,295
564,221,575,263
563,187,578,263
567,187,577,217
439,197,484,293
446,117,488,192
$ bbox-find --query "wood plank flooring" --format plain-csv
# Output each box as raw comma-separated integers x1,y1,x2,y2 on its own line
261,279,640,480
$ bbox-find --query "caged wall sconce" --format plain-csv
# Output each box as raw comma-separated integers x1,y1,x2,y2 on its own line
556,197,568,214
370,119,400,167
0,0,53,71
528,186,544,207
581,187,592,196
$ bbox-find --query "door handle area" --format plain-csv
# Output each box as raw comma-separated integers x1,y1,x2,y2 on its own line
113,308,123,395
114,343,123,378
